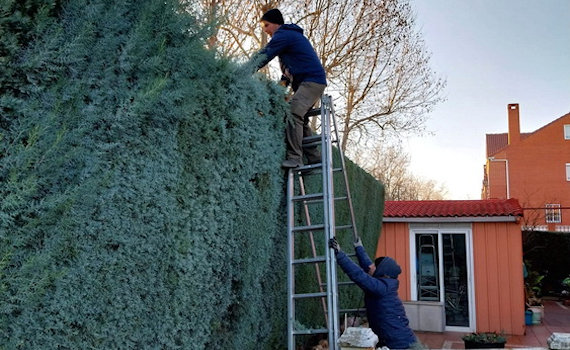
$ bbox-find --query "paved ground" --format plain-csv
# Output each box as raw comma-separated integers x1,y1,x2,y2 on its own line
415,299,570,349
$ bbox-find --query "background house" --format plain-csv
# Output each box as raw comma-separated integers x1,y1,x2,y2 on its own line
482,104,570,232
376,199,525,335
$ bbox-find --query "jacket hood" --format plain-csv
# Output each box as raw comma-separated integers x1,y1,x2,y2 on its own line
279,23,304,34
373,256,401,279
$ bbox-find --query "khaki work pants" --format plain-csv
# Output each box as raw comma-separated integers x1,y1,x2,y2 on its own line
286,81,326,164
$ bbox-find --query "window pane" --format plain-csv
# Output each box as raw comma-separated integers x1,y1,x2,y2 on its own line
546,203,561,223
565,125,570,140
442,234,469,327
416,234,439,301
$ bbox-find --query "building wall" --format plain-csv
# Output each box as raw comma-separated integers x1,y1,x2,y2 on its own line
472,221,525,335
486,159,508,199
484,109,570,227
378,221,525,335
375,222,411,301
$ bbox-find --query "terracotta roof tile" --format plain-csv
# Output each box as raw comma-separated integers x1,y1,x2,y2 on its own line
486,133,508,157
384,199,523,218
486,133,531,157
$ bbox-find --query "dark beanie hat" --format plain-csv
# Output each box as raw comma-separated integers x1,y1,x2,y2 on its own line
374,257,385,266
261,9,284,25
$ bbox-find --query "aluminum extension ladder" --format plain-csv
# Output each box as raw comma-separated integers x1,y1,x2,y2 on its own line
286,94,359,350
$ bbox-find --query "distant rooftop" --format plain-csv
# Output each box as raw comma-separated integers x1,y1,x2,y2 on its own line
486,133,531,157
486,112,570,157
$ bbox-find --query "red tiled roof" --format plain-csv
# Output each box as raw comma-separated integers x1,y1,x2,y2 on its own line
384,199,523,218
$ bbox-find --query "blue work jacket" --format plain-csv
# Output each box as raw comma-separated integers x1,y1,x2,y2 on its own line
255,24,326,91
336,248,417,349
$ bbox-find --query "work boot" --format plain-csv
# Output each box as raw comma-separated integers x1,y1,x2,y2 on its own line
305,155,322,165
282,159,303,168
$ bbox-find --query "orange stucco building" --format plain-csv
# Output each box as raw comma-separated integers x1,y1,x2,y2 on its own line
482,104,570,232
377,199,525,335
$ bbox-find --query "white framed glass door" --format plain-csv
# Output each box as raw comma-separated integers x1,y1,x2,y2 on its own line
409,225,475,332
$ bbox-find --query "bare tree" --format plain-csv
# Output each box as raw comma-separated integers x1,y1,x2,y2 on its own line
357,141,447,200
198,0,445,156
198,0,279,58
285,1,445,154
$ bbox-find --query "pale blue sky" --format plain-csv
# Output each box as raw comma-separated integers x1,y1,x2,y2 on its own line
407,0,570,199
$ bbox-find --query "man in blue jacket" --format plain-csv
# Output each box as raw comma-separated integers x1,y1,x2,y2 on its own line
329,237,417,349
252,9,327,168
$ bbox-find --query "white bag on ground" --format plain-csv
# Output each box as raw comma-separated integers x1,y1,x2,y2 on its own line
548,332,570,350
338,327,379,349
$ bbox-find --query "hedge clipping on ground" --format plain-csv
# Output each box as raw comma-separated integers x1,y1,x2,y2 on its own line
0,0,385,348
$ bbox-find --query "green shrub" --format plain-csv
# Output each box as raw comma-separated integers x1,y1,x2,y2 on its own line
0,0,384,348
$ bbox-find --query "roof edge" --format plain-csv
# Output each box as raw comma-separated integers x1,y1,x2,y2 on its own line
486,112,570,157
383,216,518,223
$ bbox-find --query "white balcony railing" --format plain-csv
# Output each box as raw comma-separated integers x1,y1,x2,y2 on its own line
521,225,548,231
521,225,570,233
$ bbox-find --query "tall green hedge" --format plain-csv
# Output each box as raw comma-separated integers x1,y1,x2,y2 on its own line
0,0,384,348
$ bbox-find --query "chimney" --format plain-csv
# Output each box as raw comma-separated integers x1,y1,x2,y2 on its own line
508,103,520,145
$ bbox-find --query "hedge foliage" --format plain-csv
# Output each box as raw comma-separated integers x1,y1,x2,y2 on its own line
0,0,384,348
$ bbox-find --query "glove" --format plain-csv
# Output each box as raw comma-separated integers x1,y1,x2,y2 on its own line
353,236,363,248
329,237,341,254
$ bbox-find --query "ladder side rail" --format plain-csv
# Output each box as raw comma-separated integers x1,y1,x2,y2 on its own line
298,175,328,325
286,171,296,350
322,95,340,350
331,136,369,320
328,98,359,241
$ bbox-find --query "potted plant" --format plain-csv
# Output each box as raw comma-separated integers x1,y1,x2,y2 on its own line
525,268,545,324
462,332,506,349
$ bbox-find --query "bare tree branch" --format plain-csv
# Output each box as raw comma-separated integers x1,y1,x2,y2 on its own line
357,141,448,200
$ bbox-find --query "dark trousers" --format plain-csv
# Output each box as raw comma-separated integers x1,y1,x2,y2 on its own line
286,81,326,164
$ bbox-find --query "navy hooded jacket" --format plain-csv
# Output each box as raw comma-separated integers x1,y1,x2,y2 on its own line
336,247,417,349
254,24,326,91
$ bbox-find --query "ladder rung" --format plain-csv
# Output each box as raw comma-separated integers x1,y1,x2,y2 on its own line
291,193,348,204
338,281,356,286
293,256,326,264
304,108,321,117
293,328,329,335
319,280,356,288
340,308,367,314
294,292,327,299
292,193,323,202
296,195,346,204
291,223,351,233
296,163,322,172
302,141,321,148
302,135,321,144
292,224,324,232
